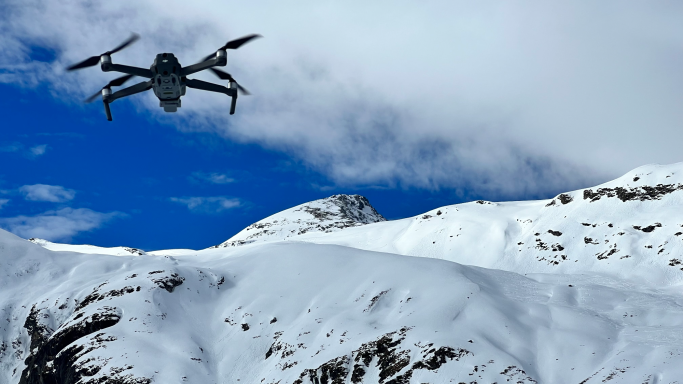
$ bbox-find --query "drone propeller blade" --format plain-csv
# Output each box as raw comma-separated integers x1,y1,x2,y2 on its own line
85,90,103,104
200,34,263,62
108,33,140,55
84,74,135,103
208,68,233,81
67,33,140,71
220,34,262,50
200,53,213,63
208,68,250,95
234,82,250,95
67,56,101,71
108,74,135,87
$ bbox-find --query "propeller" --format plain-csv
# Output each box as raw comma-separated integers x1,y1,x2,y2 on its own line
67,33,140,71
84,74,134,103
201,34,262,62
208,68,250,95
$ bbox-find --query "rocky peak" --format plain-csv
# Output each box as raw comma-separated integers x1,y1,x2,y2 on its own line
212,194,385,248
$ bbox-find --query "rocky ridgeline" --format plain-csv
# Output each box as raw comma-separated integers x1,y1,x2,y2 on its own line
212,194,386,248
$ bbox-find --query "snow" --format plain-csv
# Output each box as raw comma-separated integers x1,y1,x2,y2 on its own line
211,194,386,248
298,162,683,287
2,163,683,384
28,238,148,256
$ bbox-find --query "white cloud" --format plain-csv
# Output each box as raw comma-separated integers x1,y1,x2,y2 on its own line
0,143,22,153
20,184,76,202
0,142,49,159
191,172,235,184
3,1,683,198
0,199,9,210
0,207,123,242
28,144,48,157
170,196,242,214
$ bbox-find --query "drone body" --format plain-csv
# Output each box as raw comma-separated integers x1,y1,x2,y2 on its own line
149,53,187,112
69,34,259,120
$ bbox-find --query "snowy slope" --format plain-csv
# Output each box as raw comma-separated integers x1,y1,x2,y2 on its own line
2,228,683,384
27,238,196,257
28,238,148,256
211,194,385,248
299,163,683,286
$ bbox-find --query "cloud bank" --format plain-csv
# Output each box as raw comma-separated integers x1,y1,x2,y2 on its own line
190,172,235,185
170,196,242,214
0,142,48,159
0,207,123,242
19,184,76,202
2,1,682,199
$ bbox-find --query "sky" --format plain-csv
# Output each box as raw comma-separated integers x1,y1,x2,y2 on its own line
1,0,682,250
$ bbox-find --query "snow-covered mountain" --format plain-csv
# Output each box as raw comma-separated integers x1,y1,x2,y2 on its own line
2,163,683,384
299,163,683,286
28,238,148,256
211,194,386,248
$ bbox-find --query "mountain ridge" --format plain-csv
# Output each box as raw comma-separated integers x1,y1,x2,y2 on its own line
2,163,683,383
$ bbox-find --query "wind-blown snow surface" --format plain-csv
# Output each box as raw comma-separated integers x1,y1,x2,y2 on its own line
2,164,683,384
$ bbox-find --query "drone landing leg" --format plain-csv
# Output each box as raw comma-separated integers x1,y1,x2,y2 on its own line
230,92,237,115
103,101,113,121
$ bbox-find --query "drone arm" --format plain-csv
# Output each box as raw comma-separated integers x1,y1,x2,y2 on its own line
185,78,236,97
104,63,154,78
107,80,154,103
180,54,226,77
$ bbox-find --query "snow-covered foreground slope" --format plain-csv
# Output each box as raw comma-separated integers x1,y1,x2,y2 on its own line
212,194,385,248
2,228,683,384
299,163,683,286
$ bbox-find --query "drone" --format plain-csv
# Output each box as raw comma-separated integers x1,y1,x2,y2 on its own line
67,33,261,121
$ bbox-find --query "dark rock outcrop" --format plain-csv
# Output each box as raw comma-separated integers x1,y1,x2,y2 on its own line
19,306,131,384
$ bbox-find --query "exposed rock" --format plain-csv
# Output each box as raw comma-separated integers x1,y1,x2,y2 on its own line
19,306,141,384
583,184,683,203
149,273,184,293
76,286,141,311
292,327,487,384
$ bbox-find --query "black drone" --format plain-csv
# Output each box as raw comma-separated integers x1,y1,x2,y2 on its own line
67,33,261,120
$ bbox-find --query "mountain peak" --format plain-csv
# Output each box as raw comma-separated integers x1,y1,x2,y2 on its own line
212,194,385,248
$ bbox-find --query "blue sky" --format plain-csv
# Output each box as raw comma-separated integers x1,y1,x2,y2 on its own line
0,81,498,250
1,1,681,250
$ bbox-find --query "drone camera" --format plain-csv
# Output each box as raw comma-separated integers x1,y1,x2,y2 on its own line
160,99,181,113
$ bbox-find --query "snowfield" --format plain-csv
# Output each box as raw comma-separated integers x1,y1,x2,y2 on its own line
2,163,683,384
